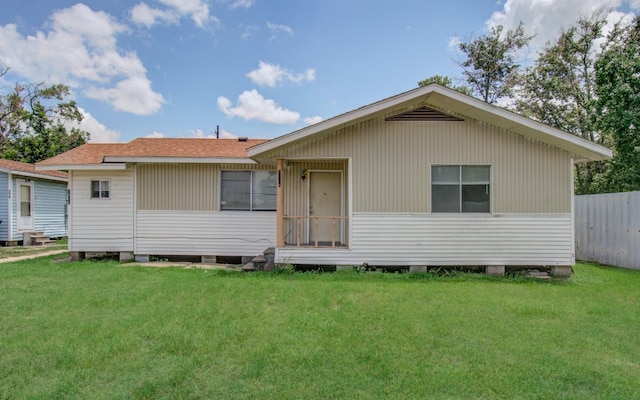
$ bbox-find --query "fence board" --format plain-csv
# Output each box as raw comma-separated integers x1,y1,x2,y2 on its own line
575,191,640,269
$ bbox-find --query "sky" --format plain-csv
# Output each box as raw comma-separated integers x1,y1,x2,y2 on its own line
1,0,638,143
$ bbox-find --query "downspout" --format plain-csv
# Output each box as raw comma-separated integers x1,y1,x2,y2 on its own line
7,172,12,242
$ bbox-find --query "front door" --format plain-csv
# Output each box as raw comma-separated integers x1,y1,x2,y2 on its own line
17,180,34,231
309,172,342,244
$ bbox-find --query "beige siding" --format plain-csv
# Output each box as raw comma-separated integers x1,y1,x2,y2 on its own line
137,163,275,211
264,115,572,214
69,168,134,251
277,213,573,266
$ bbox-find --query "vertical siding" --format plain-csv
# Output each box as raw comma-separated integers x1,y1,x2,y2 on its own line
282,161,347,244
137,163,275,211
70,169,134,251
0,173,8,241
575,191,640,269
262,114,572,214
33,179,68,237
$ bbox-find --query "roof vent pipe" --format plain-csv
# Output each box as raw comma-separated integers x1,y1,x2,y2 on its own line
238,137,248,142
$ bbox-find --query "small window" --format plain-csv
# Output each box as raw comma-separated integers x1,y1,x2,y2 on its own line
221,170,276,211
91,180,110,199
432,166,490,213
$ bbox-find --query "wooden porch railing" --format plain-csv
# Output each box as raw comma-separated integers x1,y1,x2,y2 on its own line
283,216,348,248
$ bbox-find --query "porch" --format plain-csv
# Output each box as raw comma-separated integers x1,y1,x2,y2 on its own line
276,158,350,249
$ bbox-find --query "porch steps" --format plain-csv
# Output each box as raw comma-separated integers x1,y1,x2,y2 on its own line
241,247,275,272
28,232,57,246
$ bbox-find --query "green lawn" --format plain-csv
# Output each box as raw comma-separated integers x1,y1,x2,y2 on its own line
1,258,639,399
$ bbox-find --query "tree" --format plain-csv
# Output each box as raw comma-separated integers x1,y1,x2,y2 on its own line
0,65,89,163
458,22,533,103
595,16,640,192
515,14,610,194
417,74,474,96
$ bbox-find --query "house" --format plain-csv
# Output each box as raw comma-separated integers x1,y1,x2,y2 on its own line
37,84,612,275
0,158,68,245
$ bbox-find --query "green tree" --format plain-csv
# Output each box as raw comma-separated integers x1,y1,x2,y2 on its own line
515,14,610,194
458,22,533,103
0,65,89,163
595,16,640,192
417,74,474,96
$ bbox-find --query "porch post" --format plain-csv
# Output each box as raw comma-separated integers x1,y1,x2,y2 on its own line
276,158,284,247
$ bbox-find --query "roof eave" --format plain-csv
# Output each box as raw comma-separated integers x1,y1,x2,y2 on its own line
36,163,128,171
103,156,257,164
0,167,67,182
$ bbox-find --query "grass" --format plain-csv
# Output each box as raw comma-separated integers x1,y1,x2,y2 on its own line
1,258,639,399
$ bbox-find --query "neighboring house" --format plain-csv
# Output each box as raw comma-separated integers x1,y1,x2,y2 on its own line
37,84,612,274
0,159,68,245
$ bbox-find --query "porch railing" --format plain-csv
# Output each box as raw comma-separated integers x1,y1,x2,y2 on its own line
283,216,348,248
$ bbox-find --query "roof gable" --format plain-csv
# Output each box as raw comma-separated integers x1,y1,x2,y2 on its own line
248,84,612,162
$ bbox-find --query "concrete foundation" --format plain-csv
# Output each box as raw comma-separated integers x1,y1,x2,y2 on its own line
409,265,428,273
119,252,134,262
551,265,572,277
201,255,216,264
486,265,506,276
135,254,150,263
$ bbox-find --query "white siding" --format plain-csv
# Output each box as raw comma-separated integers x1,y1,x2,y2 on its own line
277,213,573,266
136,210,276,256
69,169,134,251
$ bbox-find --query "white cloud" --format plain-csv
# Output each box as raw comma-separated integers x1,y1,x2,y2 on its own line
130,0,215,28
267,21,294,38
190,128,237,138
448,36,462,51
85,76,164,115
146,131,165,138
0,4,165,115
631,0,640,9
240,25,258,39
247,61,316,87
230,0,255,9
217,89,300,124
66,108,121,143
304,116,323,125
486,0,634,55
130,3,179,28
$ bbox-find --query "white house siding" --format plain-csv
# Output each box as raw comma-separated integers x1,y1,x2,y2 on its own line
69,168,134,252
261,113,572,214
276,213,573,266
135,210,276,256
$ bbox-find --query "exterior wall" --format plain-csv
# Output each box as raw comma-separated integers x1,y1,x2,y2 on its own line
135,163,277,257
575,191,640,269
137,163,275,211
277,213,573,266
32,179,67,237
69,168,134,252
0,172,8,241
135,211,275,256
262,114,572,214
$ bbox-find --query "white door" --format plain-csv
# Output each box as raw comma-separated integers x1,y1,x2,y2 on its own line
17,180,34,231
309,172,342,244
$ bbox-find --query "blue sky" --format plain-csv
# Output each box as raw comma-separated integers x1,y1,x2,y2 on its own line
1,0,638,142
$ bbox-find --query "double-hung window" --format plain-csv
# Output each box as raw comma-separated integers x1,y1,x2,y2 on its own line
432,166,490,213
220,170,276,211
90,180,110,199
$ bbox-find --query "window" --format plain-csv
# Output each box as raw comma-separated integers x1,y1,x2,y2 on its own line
432,166,490,213
220,170,276,211
91,180,110,199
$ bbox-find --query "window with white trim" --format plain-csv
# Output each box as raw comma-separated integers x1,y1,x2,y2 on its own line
220,170,276,211
432,166,490,213
90,180,110,199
